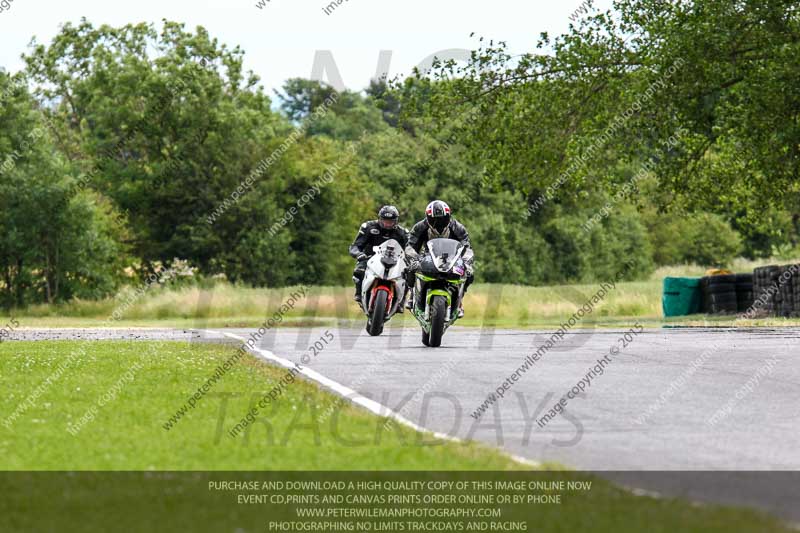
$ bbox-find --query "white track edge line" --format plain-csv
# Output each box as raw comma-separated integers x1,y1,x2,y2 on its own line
208,329,541,468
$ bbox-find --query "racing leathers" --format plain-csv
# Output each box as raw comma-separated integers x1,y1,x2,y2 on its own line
404,219,475,305
349,221,409,301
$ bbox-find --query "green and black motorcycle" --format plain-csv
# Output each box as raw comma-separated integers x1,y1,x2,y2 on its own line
409,238,472,347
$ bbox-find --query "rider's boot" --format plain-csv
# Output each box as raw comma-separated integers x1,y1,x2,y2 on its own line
398,288,411,313
354,281,362,303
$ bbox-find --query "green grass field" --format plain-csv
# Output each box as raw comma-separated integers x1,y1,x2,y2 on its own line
5,258,800,329
0,341,519,470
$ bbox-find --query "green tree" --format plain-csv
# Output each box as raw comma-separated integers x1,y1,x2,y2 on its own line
404,0,800,237
23,20,289,275
277,79,388,141
0,73,127,307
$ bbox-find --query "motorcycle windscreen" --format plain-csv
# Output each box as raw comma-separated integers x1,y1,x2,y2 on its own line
374,239,402,256
379,239,402,267
426,238,462,272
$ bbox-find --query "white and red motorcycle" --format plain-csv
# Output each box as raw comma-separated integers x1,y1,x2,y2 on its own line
359,239,408,336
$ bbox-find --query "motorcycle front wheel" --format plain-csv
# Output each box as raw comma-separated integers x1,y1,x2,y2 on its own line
367,289,388,336
428,295,447,347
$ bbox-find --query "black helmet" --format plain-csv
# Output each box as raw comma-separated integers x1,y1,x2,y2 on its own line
426,200,451,233
378,205,399,229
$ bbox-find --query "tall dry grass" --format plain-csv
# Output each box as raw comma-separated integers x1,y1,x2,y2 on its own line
11,257,797,326
13,281,661,324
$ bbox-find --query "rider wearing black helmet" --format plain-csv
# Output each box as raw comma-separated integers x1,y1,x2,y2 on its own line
405,200,474,315
349,206,409,304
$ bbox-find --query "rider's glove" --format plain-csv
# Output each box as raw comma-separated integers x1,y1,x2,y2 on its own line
408,260,420,271
356,253,368,262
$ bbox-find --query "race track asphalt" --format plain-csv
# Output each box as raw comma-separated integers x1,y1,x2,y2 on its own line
205,323,800,522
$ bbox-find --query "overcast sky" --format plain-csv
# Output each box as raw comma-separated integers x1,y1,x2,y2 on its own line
0,0,613,93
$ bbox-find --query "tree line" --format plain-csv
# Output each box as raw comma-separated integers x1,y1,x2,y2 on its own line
1,5,798,308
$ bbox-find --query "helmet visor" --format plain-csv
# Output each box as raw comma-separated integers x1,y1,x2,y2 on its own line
380,218,397,229
430,217,449,233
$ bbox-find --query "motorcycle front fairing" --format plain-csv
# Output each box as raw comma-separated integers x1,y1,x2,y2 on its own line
413,238,468,322
361,239,407,316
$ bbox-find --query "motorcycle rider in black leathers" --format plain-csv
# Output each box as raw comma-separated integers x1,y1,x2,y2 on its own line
349,206,409,306
404,200,474,317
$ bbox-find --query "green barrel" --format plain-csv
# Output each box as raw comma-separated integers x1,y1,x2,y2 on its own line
662,277,702,317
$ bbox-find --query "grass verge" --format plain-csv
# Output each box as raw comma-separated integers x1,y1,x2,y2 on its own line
0,341,517,470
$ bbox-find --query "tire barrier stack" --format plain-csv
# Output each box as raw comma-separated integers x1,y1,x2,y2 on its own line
795,268,800,316
700,274,738,315
735,273,755,313
779,265,800,317
753,266,780,316
664,265,799,317
753,264,800,317
778,266,793,317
